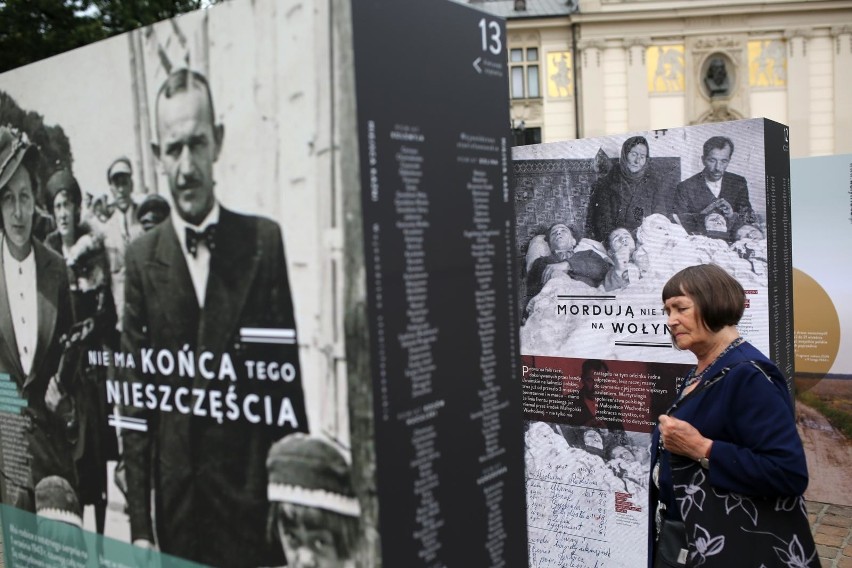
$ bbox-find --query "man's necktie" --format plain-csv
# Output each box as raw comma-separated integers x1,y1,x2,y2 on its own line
185,225,217,257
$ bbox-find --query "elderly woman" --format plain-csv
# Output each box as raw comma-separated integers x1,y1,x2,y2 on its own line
586,136,666,242
650,264,816,567
43,169,119,533
0,126,77,510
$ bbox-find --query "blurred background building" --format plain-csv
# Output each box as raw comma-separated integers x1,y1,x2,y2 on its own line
465,0,852,158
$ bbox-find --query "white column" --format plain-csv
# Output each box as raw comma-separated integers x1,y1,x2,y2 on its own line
579,40,606,138
784,29,811,157
832,26,852,154
625,39,650,132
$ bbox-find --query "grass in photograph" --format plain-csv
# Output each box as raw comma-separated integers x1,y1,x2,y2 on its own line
797,390,852,440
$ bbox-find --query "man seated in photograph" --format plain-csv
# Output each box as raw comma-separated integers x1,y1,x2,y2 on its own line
672,136,755,239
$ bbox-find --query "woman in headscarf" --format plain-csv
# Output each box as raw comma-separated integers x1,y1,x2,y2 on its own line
585,136,666,242
44,168,119,534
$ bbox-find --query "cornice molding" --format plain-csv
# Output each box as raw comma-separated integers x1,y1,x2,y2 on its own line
576,39,607,51
623,37,652,49
783,28,813,40
693,36,743,50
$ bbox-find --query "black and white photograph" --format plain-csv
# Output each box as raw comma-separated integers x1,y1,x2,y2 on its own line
0,0,530,566
525,420,650,567
515,119,780,364
0,2,372,567
515,118,792,568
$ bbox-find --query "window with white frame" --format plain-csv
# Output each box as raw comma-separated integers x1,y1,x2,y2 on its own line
510,45,540,99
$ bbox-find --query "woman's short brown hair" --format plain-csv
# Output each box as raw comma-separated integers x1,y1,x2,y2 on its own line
662,264,745,332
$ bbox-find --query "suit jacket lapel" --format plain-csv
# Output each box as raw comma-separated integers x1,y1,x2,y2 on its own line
199,208,259,355
0,251,24,382
720,173,737,201
150,219,200,336
29,241,60,388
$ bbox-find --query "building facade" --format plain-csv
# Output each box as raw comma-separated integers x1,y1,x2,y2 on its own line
470,0,852,158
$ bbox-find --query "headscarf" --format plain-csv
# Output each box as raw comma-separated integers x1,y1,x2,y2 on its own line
617,136,650,183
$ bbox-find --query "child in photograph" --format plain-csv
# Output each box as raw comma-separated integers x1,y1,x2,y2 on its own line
266,434,361,568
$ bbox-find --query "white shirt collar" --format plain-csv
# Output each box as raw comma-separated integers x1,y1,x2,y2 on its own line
704,175,723,197
2,235,34,268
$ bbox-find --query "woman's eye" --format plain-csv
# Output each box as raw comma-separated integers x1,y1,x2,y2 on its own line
313,537,332,551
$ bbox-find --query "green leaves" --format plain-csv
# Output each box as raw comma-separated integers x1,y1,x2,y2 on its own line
0,0,215,74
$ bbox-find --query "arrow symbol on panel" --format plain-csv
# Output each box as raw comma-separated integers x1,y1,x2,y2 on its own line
473,57,482,73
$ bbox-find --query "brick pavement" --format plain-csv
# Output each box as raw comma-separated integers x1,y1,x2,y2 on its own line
810,501,852,568
1,501,851,566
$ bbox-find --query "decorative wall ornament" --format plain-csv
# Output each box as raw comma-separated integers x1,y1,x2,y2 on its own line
783,28,813,58
511,98,544,124
830,26,852,54
748,40,786,88
546,51,574,98
687,34,748,124
701,52,734,98
694,36,742,50
623,37,650,66
647,45,685,94
694,100,744,124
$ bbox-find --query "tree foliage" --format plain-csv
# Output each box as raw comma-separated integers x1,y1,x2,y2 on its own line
0,90,73,203
0,0,211,74
93,0,207,37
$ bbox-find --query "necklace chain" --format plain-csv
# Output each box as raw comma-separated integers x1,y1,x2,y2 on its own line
683,337,744,389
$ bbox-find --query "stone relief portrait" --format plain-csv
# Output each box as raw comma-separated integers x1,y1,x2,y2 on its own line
701,52,735,98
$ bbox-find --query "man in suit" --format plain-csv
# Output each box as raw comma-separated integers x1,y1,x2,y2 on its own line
120,69,308,566
671,136,755,239
0,126,77,511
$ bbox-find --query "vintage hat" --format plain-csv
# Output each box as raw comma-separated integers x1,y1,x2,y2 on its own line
266,433,361,517
107,157,132,181
34,475,83,528
45,169,82,213
136,193,171,222
0,126,38,192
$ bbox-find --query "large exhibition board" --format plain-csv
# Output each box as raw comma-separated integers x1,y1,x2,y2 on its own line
514,118,792,567
790,153,852,507
0,0,527,566
352,0,527,566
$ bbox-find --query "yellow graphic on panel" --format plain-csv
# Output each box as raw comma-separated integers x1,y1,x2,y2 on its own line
547,52,573,98
748,40,786,87
646,45,684,94
793,268,840,386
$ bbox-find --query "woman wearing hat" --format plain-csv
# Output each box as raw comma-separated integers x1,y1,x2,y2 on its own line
0,125,78,511
44,168,119,533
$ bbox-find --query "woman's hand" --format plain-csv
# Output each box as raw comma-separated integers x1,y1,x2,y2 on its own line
658,415,713,461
